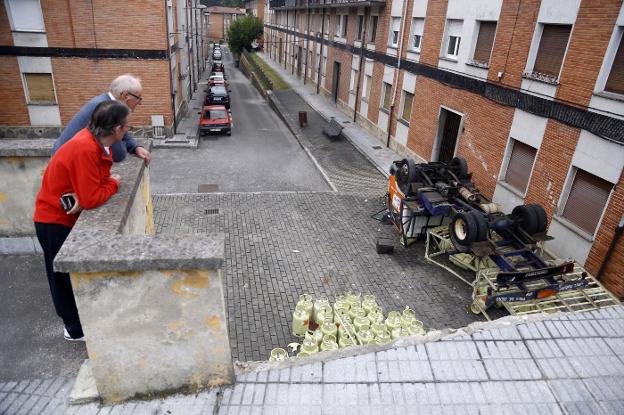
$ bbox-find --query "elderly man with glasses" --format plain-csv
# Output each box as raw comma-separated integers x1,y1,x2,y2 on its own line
52,74,151,165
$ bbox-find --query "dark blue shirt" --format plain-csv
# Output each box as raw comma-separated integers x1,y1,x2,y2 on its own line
52,93,140,162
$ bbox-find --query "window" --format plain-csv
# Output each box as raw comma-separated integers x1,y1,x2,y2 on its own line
23,73,56,104
363,75,372,100
532,24,572,78
562,169,612,235
322,56,327,76
444,20,463,59
503,139,536,194
336,15,341,36
382,82,392,110
389,17,400,47
6,0,45,32
472,21,497,65
605,31,624,94
324,15,329,35
410,18,424,51
341,15,348,38
356,15,364,41
368,16,378,43
400,91,413,122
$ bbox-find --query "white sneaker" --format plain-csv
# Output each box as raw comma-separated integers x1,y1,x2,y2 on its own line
63,327,85,342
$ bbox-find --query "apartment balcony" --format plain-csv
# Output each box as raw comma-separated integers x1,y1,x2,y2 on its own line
269,0,386,11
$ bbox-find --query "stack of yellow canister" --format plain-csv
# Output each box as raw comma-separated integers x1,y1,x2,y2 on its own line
270,292,428,360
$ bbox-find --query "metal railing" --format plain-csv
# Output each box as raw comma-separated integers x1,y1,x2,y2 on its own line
242,50,274,90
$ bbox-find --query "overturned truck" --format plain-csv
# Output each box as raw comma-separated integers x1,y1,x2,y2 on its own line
382,157,619,319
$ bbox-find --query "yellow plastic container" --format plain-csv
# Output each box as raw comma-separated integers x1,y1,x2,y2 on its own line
269,348,288,361
320,321,338,338
357,328,374,345
374,332,392,344
300,338,319,354
385,311,402,331
353,316,370,332
297,294,314,316
291,305,310,337
313,296,330,322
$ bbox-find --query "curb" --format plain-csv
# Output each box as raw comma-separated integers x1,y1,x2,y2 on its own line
266,91,338,193
0,237,42,255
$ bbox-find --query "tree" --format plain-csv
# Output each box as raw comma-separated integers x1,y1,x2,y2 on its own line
227,15,263,55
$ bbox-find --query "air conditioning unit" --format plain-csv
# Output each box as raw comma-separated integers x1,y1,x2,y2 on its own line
152,115,166,139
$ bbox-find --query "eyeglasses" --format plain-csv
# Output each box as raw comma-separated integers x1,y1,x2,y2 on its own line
127,92,143,103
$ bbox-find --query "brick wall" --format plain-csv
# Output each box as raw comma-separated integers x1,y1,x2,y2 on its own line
208,14,225,40
487,0,539,88
41,0,166,50
0,3,13,46
556,0,621,106
419,0,448,66
0,58,29,125
406,76,514,198
51,58,173,126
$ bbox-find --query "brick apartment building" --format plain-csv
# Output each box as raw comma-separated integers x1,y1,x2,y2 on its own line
265,0,624,298
205,6,246,41
245,0,267,21
0,0,208,138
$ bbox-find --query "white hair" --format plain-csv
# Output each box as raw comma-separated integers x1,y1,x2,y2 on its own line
109,74,142,97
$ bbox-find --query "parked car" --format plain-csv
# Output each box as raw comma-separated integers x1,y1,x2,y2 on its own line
208,78,230,90
205,85,230,108
199,105,231,136
209,72,226,83
212,62,225,75
213,49,222,60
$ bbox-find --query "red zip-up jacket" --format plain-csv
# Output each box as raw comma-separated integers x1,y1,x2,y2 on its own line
34,128,119,228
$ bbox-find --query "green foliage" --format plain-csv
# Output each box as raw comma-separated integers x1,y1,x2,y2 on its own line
227,15,263,55
222,0,245,7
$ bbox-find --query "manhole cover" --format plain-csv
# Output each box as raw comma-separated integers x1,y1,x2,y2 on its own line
205,209,219,215
372,145,382,150
198,184,219,193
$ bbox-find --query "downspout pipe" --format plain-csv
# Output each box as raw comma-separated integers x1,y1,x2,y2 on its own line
317,7,326,95
164,0,177,134
353,7,368,122
386,0,409,148
597,215,624,281
304,0,310,85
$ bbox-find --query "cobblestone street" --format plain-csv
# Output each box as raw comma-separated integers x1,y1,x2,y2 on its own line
153,192,482,361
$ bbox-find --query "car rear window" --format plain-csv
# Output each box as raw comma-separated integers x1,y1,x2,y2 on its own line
209,110,227,119
211,86,227,95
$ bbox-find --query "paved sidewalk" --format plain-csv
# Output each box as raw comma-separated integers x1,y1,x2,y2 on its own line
3,306,623,414
256,52,399,178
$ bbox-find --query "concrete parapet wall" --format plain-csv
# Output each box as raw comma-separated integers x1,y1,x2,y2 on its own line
0,139,53,236
52,144,232,404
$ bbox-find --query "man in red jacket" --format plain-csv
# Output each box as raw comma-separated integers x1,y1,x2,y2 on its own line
34,101,130,341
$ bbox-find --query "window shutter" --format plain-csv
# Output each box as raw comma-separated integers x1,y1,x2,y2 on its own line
24,73,56,103
504,140,536,194
562,169,612,235
533,24,571,77
605,35,624,94
473,21,497,64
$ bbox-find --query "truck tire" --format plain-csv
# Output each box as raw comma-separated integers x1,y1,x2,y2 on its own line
473,211,489,241
511,204,539,235
527,204,547,234
396,158,416,194
451,156,469,179
449,211,479,252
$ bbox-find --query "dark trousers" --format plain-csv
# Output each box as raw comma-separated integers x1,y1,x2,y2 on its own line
34,222,84,339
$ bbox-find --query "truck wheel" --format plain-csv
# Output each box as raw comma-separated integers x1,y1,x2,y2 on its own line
473,212,489,242
449,211,479,252
396,158,416,194
511,205,539,235
451,156,469,179
527,204,547,234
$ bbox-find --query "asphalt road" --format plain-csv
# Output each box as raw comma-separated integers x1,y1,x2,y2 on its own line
149,47,330,194
0,255,87,381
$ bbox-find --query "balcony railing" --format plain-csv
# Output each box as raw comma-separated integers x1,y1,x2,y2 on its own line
269,0,386,10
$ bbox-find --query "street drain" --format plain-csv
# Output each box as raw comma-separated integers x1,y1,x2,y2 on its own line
198,183,219,193
372,145,382,150
205,209,219,215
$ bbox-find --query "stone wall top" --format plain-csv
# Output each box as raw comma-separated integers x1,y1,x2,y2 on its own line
55,233,225,273
0,139,54,157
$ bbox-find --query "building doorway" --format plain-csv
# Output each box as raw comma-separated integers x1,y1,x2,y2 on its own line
332,61,341,103
433,107,463,162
